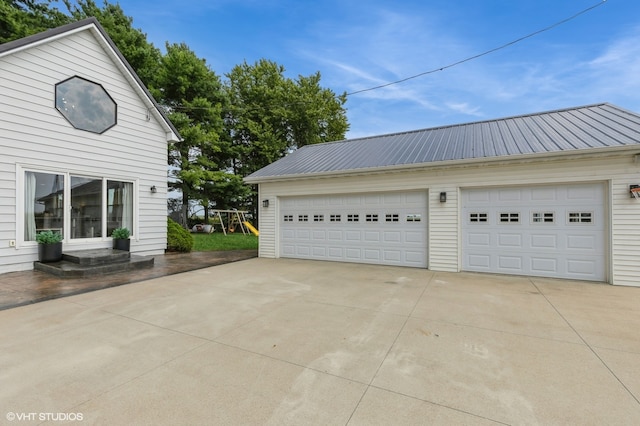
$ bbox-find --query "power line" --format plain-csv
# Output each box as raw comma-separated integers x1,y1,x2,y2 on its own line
346,0,608,96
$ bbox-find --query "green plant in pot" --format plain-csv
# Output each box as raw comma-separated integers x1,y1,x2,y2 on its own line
111,227,131,251
36,230,63,263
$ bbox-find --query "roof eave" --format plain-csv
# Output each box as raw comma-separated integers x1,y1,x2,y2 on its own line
244,145,640,184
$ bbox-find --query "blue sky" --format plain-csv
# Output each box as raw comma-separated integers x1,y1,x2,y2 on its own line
100,0,639,139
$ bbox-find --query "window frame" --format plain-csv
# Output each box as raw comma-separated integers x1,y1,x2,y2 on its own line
17,165,137,247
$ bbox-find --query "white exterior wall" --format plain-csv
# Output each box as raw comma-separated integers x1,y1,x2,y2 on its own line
0,30,168,273
257,153,640,287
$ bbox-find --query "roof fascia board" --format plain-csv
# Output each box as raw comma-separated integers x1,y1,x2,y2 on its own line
244,145,640,184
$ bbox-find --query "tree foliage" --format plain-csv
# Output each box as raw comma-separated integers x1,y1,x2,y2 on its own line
0,0,69,43
225,59,348,177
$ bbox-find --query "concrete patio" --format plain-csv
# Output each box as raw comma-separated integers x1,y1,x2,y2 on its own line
1,258,639,425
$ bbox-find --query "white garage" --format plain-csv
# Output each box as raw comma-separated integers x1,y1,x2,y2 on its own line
247,103,640,287
280,191,427,267
461,183,606,281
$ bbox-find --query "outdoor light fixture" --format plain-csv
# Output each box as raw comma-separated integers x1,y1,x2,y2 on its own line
150,185,157,193
630,184,640,199
263,199,269,208
439,192,447,203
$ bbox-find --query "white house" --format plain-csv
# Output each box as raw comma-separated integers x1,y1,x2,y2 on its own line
0,18,180,273
246,103,640,287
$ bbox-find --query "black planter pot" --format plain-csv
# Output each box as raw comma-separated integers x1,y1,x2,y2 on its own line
38,242,63,263
113,238,130,251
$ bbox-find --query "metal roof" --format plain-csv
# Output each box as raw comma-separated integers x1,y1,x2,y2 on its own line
0,18,181,141
245,103,640,182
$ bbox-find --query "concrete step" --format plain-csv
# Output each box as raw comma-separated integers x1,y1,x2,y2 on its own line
62,248,130,266
34,249,154,278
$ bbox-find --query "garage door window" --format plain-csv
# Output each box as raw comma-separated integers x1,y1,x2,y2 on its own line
407,214,422,222
532,212,554,223
569,212,592,223
469,212,488,223
366,214,379,222
284,215,293,222
314,214,324,222
386,214,399,222
330,214,341,222
347,214,359,222
298,215,308,222
500,213,520,223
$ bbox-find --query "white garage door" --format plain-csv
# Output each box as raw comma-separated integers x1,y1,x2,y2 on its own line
462,183,606,281
280,191,427,267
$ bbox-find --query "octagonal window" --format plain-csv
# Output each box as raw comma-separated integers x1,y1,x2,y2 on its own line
55,76,117,134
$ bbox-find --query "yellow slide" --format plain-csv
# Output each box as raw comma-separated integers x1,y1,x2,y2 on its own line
243,221,259,236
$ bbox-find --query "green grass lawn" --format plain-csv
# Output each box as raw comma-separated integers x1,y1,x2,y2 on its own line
192,232,258,251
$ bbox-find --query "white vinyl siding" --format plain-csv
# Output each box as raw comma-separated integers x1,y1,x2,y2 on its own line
0,29,168,273
257,153,640,286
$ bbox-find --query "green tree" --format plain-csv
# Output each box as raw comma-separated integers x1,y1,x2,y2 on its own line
0,0,70,43
152,43,228,225
224,59,349,177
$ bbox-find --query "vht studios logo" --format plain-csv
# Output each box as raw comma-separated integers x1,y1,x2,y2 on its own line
6,412,84,422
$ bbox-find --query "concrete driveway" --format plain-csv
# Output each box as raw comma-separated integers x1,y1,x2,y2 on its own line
1,258,639,425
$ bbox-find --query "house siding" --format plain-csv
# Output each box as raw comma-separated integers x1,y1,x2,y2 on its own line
0,29,168,273
257,153,640,286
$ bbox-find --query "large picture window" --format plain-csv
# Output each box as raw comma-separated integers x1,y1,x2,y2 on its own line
23,170,134,242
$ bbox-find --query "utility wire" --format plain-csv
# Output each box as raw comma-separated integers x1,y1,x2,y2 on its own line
346,0,608,96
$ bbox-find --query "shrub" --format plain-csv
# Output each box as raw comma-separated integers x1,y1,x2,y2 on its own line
35,230,63,244
167,217,194,252
111,227,130,239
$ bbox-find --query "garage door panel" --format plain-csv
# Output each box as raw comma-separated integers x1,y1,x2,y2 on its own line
384,231,402,242
364,249,381,261
282,244,295,256
498,255,523,271
345,231,361,241
462,183,605,281
328,247,343,258
296,245,311,256
497,233,522,247
364,231,381,242
281,191,427,267
312,230,326,240
296,230,310,240
468,254,491,268
312,246,326,256
498,189,523,202
531,234,557,249
530,257,558,274
531,187,558,201
467,232,491,246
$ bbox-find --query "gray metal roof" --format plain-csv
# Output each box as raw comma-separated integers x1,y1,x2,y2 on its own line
245,103,640,182
0,18,181,141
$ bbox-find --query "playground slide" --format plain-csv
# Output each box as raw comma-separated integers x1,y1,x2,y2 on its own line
243,221,260,236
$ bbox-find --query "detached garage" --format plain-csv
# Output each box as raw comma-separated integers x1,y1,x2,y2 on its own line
246,103,640,287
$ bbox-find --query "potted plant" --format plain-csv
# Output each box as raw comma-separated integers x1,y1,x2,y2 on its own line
36,230,63,263
111,227,131,251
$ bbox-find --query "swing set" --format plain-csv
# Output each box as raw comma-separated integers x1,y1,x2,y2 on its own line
208,209,259,236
